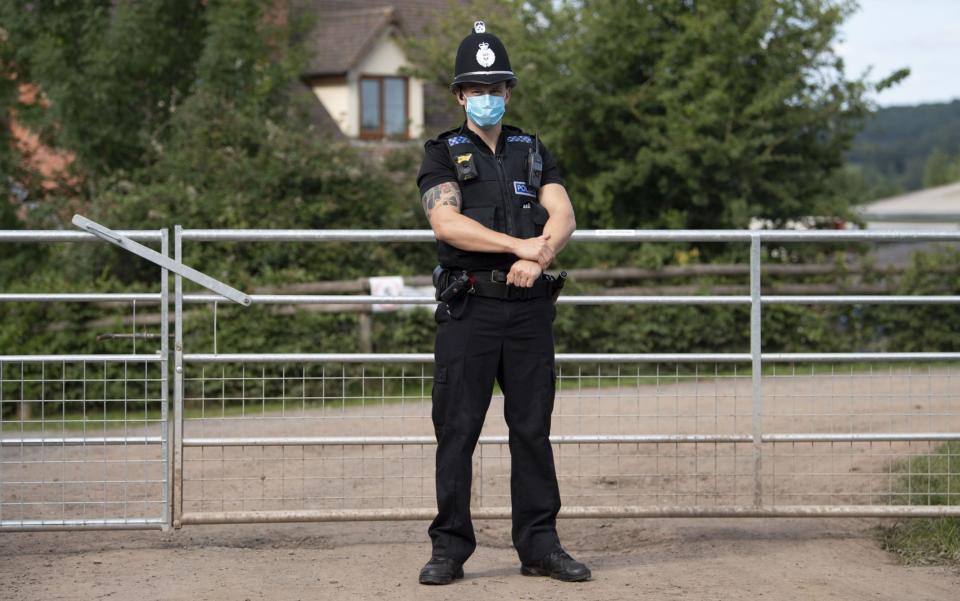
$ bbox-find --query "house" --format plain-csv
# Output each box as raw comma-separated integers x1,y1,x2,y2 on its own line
856,181,960,230
300,0,460,141
852,181,960,264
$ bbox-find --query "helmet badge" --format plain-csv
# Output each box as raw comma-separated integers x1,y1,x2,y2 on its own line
476,42,496,68
473,21,486,34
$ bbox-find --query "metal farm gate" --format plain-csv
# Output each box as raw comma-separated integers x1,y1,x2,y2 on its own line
1,225,171,530
2,219,959,531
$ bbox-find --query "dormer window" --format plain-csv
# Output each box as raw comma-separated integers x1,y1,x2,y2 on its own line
360,75,408,139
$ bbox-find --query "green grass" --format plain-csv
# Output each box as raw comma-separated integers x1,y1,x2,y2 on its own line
876,441,960,566
878,516,960,565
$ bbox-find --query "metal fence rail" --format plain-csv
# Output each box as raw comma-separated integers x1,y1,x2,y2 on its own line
2,226,959,531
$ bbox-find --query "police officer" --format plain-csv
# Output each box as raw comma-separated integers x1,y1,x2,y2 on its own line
416,21,590,585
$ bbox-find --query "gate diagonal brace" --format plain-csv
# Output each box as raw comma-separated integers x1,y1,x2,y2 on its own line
72,214,251,306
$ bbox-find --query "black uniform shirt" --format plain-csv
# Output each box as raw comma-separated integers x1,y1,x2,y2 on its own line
417,122,565,198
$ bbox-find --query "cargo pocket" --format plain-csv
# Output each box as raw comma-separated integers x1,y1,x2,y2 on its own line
434,302,449,324
434,363,448,384
431,363,448,438
431,358,464,439
542,351,557,417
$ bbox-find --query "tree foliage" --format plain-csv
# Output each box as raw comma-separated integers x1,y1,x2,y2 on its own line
406,0,902,231
1,0,207,177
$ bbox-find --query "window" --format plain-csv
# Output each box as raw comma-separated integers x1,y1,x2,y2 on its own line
359,76,408,139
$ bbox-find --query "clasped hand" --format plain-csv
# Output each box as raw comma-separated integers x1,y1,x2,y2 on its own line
508,234,555,288
512,234,555,270
506,259,542,288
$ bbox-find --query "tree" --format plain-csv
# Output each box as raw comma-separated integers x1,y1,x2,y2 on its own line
0,1,207,178
405,0,905,232
921,147,960,189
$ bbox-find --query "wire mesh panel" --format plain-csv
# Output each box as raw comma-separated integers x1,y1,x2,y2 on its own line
178,359,960,519
181,362,436,513
0,359,167,528
481,362,757,508
1,227,169,530
762,361,960,508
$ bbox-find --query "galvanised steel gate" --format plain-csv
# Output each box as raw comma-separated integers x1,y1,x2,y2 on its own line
1,227,171,530
3,222,960,531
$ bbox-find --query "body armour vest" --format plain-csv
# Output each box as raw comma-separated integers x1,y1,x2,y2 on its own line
436,125,550,271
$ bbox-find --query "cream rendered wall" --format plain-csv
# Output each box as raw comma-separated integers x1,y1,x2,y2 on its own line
350,27,424,139
311,84,350,135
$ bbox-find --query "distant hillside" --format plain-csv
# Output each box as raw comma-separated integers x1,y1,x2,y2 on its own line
848,100,960,192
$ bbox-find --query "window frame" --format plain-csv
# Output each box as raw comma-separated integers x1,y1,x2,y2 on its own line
358,75,409,140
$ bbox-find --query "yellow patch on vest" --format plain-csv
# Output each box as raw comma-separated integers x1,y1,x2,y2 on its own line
456,153,473,164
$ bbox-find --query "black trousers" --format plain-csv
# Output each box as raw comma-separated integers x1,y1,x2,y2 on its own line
428,292,563,565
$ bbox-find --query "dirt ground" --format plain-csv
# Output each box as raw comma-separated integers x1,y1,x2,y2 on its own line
4,517,960,601
3,368,959,599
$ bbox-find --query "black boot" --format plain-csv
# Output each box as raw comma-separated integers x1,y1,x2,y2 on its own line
419,556,464,585
521,550,591,582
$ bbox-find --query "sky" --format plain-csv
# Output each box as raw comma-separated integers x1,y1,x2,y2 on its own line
836,0,960,107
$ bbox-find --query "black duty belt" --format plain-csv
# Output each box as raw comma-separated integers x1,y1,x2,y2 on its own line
465,269,552,300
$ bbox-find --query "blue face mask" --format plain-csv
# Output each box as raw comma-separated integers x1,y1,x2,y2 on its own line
465,94,505,128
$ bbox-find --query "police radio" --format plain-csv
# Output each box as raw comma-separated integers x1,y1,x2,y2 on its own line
525,132,542,189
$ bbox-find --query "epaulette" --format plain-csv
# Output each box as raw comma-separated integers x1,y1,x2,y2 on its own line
433,124,536,147
501,124,534,146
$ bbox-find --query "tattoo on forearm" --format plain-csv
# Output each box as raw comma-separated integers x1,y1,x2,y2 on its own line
421,182,461,219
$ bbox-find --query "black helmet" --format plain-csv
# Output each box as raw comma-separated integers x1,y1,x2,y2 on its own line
450,21,517,91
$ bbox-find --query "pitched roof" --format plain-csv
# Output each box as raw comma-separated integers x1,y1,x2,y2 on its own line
303,6,399,77
303,1,455,77
311,0,451,37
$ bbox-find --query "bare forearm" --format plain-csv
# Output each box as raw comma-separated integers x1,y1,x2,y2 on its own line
543,212,575,257
538,183,576,265
434,213,518,253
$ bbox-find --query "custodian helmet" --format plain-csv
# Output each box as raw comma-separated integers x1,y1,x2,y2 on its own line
450,21,517,91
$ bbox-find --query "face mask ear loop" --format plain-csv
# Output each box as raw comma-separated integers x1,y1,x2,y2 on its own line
458,91,468,133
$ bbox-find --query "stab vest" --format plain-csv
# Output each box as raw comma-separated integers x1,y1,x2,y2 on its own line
436,125,549,271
